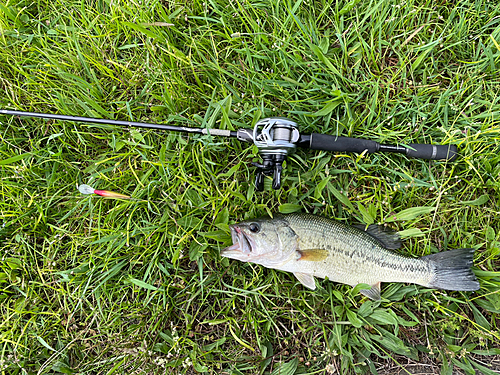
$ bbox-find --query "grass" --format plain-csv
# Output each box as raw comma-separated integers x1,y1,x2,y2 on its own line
0,0,500,373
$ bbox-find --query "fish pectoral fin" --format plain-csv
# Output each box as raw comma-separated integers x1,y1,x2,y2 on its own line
297,249,328,262
353,224,401,250
359,282,381,300
294,272,316,290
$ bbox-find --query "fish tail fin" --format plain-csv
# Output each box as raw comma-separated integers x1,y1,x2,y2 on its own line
423,248,479,291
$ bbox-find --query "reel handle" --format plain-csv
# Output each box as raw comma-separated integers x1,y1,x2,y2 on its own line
255,171,265,192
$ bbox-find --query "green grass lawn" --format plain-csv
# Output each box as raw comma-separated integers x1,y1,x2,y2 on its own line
1,0,500,373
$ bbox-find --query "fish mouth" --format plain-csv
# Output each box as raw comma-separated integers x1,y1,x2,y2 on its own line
221,225,253,258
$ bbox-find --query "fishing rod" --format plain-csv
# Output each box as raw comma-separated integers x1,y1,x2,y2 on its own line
0,109,458,191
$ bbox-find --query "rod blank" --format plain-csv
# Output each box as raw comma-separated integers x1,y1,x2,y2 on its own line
0,109,233,137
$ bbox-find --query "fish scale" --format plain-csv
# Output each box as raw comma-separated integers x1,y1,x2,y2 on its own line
221,213,480,300
284,214,431,287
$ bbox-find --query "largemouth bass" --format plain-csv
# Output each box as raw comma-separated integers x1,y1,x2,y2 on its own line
221,213,479,300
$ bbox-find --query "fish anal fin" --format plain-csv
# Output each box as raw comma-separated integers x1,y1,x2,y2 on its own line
297,249,328,262
294,272,316,290
353,224,402,250
359,282,381,300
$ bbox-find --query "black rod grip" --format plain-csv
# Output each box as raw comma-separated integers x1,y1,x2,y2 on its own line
309,133,380,153
406,143,458,161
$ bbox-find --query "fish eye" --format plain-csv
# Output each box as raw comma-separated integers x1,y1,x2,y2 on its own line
249,223,260,233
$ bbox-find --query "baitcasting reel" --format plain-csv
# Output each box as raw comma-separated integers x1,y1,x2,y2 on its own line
236,118,300,191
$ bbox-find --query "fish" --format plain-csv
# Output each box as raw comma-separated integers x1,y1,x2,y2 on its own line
221,213,480,300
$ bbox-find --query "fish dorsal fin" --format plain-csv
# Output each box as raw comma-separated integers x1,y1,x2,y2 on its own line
297,249,329,262
359,282,381,300
353,224,401,250
294,272,316,290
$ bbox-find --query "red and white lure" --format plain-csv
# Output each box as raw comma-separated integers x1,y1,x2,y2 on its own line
78,184,130,199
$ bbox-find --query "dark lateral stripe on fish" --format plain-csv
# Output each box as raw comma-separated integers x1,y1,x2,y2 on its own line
328,245,428,274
